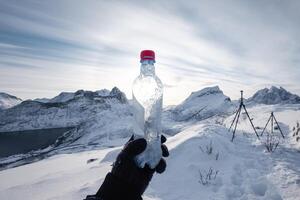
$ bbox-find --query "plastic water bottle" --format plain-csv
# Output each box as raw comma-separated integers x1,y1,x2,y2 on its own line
132,50,163,169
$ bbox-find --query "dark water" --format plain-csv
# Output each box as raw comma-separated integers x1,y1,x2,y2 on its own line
0,127,74,158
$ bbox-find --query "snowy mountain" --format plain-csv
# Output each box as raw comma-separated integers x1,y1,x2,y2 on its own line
170,86,234,121
248,86,300,105
0,87,135,149
0,92,22,110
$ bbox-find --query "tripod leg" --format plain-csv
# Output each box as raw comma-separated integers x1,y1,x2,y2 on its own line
266,130,270,152
261,115,272,136
273,115,285,138
271,114,274,134
231,107,241,142
242,105,260,139
229,105,241,131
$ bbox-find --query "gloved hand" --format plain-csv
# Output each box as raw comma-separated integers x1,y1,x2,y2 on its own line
94,135,169,200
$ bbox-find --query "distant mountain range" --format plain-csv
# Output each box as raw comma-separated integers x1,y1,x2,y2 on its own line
1,86,299,112
0,86,299,143
0,87,133,147
247,86,300,105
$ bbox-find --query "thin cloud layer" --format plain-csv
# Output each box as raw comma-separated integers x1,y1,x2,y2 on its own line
0,0,299,105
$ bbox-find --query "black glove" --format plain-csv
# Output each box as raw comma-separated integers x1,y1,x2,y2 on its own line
94,135,169,200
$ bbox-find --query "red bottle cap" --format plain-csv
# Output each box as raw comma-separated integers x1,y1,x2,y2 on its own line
140,50,155,61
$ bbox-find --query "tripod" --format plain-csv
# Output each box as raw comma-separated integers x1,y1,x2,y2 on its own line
229,90,260,142
260,112,285,138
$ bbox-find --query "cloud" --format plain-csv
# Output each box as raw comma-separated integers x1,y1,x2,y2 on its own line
0,0,300,104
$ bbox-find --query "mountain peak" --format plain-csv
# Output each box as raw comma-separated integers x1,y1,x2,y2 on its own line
248,86,300,105
109,87,127,103
190,86,222,98
0,92,22,110
50,92,75,103
0,92,22,101
171,86,232,121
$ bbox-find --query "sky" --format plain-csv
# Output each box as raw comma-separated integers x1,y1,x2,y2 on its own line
0,0,300,105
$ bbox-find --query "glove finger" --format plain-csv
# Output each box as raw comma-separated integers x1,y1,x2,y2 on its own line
124,138,147,156
161,135,167,144
126,135,135,144
161,144,169,157
155,158,166,174
124,135,135,147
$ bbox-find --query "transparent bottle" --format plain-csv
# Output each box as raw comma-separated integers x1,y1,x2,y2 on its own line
132,50,163,169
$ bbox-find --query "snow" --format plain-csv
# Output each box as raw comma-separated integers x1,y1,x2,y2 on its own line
0,148,115,200
0,86,300,200
148,123,285,200
0,92,22,110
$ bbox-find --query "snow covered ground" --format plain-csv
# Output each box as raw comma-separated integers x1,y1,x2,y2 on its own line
0,103,299,200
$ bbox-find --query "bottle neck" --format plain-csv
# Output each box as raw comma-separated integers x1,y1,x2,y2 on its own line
140,60,155,76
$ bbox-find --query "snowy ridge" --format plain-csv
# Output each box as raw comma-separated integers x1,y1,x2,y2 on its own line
34,98,50,103
48,92,75,103
96,89,110,97
171,86,234,121
0,92,22,110
34,89,120,104
247,86,300,105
